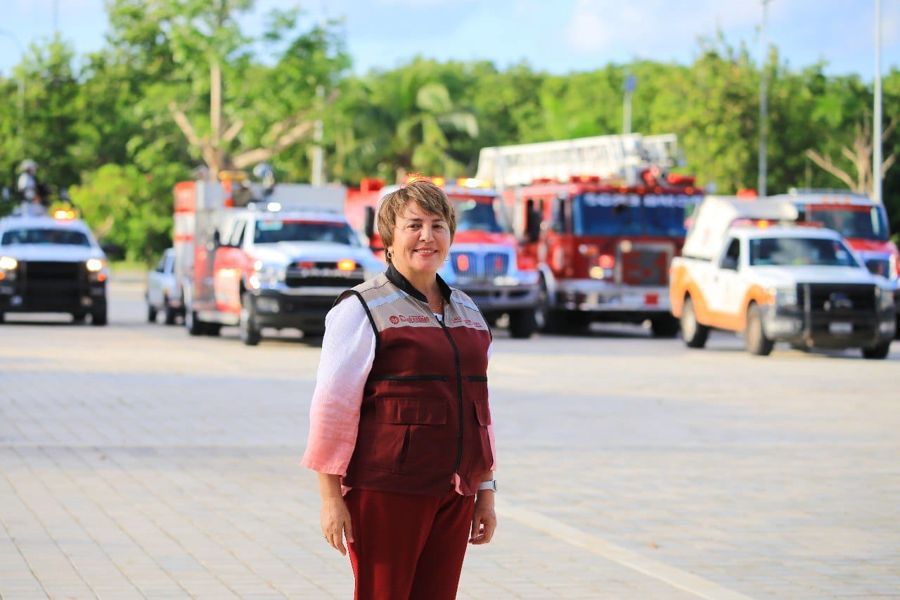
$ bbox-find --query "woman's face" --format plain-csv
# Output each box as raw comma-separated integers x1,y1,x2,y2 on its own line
390,200,451,279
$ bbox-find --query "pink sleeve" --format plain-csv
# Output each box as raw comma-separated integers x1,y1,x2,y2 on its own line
487,341,497,471
301,297,376,475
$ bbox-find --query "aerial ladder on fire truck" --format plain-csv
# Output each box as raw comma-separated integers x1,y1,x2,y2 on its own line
475,133,681,189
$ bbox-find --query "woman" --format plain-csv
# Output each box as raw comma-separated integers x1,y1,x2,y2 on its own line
302,178,497,600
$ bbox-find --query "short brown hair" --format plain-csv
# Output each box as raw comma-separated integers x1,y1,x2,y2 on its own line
377,179,456,259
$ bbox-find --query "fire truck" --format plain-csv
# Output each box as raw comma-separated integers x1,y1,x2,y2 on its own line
478,134,703,335
173,171,383,345
344,176,542,338
772,189,899,337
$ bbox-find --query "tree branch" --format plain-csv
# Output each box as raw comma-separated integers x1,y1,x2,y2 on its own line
168,102,202,148
232,120,314,168
222,119,244,144
881,153,896,178
805,149,856,190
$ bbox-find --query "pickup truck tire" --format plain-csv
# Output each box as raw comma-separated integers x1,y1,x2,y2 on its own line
650,315,680,338
163,296,178,325
745,303,773,356
240,293,262,346
147,304,157,323
680,297,709,348
861,341,891,360
91,307,108,326
73,312,87,324
508,308,537,339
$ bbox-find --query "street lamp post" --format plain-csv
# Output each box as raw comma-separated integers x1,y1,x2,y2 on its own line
0,29,27,150
758,0,771,197
873,0,883,204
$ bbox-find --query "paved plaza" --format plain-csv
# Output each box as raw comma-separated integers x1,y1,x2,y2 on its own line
1,279,898,599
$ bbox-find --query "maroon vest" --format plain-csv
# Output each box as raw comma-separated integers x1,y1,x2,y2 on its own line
339,267,493,496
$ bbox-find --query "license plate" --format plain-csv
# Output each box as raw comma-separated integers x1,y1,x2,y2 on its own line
622,293,643,305
829,322,853,334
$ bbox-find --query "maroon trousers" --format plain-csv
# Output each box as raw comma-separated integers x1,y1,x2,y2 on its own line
345,488,475,600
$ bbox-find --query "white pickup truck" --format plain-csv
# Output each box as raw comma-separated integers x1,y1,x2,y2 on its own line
669,196,895,358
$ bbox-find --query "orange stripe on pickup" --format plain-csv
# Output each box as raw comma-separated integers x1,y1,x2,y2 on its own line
670,263,773,333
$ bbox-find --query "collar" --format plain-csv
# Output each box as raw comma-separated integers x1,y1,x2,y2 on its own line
385,263,452,304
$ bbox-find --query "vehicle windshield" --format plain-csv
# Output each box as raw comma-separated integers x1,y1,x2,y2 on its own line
453,198,505,233
749,236,860,268
804,206,889,241
1,227,91,247
253,220,360,246
572,193,693,237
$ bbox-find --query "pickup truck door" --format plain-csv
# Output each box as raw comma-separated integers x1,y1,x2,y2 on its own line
714,237,749,318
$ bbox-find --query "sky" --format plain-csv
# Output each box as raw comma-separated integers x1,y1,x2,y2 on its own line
0,0,898,79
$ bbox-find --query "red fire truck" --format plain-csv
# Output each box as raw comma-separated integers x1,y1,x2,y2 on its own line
478,134,702,335
173,172,383,345
345,176,542,338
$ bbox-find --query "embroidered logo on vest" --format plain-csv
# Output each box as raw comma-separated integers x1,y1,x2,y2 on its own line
388,314,430,325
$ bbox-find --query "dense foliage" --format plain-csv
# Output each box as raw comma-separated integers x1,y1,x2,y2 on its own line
0,1,897,260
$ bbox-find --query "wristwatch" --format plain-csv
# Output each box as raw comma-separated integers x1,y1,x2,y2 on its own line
478,479,497,492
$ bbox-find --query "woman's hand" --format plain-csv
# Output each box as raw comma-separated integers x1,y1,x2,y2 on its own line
320,495,354,555
317,473,353,555
469,491,496,545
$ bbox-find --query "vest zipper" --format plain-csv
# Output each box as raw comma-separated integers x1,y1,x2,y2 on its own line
432,303,465,474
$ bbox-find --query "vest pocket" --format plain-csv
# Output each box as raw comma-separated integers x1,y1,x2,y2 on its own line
464,378,492,426
375,397,448,425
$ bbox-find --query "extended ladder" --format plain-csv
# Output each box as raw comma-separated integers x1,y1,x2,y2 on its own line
475,133,680,188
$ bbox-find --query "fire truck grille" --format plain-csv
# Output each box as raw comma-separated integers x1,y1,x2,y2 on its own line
620,248,670,286
285,275,364,288
450,251,511,280
21,261,84,304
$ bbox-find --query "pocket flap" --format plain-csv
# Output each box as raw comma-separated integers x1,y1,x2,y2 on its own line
376,398,447,425
473,397,492,426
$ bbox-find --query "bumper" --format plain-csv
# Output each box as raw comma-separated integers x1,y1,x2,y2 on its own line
555,280,670,314
458,281,540,313
250,288,339,330
764,305,895,349
0,281,106,314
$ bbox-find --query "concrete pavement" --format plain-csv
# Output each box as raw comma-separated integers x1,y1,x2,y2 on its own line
0,280,897,598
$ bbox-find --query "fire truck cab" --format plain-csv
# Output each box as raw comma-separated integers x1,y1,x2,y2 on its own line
478,133,700,336
505,172,701,335
174,175,382,345
345,176,542,338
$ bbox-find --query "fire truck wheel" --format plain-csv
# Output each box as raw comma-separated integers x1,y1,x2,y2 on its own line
680,296,709,348
240,293,262,346
508,309,537,339
91,307,108,326
186,310,207,336
650,315,679,338
147,304,157,323
861,341,891,360
745,303,773,356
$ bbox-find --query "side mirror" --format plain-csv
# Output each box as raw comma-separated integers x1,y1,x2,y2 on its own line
525,207,541,243
721,256,738,270
364,206,376,240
